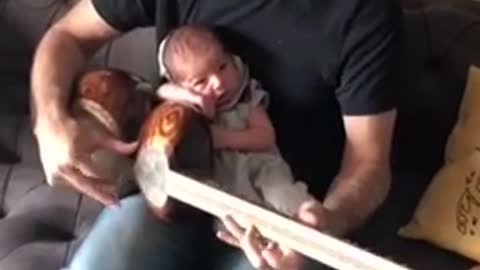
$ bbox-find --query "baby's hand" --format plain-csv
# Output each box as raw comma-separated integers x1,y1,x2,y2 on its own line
197,94,216,119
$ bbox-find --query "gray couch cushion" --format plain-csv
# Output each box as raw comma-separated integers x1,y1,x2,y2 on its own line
0,115,21,163
0,117,102,270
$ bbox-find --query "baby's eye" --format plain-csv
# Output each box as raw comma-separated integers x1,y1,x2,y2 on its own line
194,78,207,86
219,62,227,71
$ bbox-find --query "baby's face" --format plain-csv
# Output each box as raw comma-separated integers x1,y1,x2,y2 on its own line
174,48,241,107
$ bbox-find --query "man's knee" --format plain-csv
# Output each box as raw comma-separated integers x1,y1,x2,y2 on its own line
68,195,154,270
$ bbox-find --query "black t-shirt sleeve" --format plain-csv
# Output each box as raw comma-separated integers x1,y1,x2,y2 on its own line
91,0,156,32
336,0,405,115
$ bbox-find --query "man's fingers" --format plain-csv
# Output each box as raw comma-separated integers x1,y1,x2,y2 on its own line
94,131,138,155
296,200,324,228
74,153,106,179
222,215,246,240
297,208,319,227
216,229,240,247
221,216,267,268
261,245,284,270
59,166,118,206
241,225,266,269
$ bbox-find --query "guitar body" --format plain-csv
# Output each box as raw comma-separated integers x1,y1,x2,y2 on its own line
74,68,153,140
71,69,153,195
135,100,214,221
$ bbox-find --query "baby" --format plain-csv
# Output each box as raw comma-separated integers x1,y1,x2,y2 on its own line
156,24,321,219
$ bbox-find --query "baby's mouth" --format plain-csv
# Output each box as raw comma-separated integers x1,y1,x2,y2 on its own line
217,91,231,104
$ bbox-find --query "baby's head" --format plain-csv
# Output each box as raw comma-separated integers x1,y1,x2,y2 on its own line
158,24,241,103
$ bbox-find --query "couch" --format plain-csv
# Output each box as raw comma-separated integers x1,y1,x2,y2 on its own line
1,1,480,269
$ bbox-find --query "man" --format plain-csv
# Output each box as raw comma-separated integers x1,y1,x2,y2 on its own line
30,0,404,269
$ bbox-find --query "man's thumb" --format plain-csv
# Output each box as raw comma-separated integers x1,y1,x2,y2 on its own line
296,200,325,228
95,132,139,155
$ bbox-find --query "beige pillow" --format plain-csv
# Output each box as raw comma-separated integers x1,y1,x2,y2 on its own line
399,65,480,262
445,66,480,163
398,150,480,262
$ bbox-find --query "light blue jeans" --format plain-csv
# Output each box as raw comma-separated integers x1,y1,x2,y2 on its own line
68,194,328,270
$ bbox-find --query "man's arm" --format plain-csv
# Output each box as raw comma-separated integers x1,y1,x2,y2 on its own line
322,0,403,236
31,0,121,133
323,109,396,237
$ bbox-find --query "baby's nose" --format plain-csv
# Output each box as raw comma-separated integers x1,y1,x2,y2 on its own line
209,75,223,90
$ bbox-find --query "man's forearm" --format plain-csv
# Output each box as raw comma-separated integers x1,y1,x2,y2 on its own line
30,27,89,133
322,164,392,237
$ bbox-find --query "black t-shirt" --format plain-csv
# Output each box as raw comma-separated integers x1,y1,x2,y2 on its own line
92,0,405,197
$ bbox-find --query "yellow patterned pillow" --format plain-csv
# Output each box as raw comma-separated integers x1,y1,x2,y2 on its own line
445,65,480,163
398,150,480,262
399,65,480,262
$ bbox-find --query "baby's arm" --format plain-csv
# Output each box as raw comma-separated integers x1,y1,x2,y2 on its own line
156,83,202,105
212,105,276,151
156,83,216,118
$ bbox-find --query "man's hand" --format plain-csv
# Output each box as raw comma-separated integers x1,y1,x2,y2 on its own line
29,0,133,207
35,116,138,206
216,200,326,270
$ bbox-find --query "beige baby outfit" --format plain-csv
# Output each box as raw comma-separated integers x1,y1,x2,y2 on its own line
212,56,313,217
